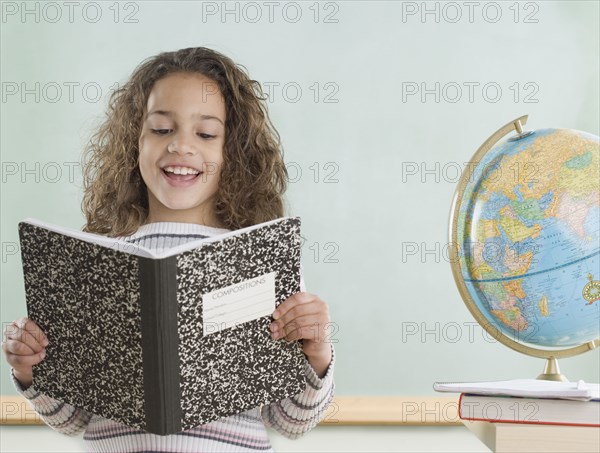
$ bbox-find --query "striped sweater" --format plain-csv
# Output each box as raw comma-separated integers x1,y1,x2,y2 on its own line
11,221,336,452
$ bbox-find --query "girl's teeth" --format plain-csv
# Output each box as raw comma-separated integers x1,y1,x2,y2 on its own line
164,166,199,175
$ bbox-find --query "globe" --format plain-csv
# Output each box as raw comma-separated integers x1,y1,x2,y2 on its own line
449,115,600,380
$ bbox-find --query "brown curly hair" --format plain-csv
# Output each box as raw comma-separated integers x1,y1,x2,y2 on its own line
80,47,289,237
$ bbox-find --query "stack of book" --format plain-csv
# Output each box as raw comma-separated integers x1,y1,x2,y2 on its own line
434,379,600,453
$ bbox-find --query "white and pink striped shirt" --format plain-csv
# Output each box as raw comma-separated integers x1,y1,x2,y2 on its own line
11,221,335,452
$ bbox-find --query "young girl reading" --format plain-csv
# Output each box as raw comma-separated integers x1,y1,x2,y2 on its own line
2,47,335,452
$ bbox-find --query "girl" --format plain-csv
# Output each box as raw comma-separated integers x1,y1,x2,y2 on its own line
2,47,335,452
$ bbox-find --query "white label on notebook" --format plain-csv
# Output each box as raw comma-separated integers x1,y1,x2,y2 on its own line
203,272,276,335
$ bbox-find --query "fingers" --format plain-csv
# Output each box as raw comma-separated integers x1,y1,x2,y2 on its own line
2,317,48,356
1,339,46,367
272,292,314,321
2,318,48,374
270,292,330,341
271,314,324,342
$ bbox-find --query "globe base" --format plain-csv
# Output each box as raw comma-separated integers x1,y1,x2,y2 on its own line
536,357,569,382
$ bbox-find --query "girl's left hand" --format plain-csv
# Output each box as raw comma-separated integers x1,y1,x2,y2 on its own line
270,291,333,378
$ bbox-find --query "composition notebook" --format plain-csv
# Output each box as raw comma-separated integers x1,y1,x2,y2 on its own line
18,216,307,435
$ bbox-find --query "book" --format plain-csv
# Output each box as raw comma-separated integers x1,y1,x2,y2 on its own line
462,420,600,453
433,379,600,401
459,393,600,427
17,216,307,435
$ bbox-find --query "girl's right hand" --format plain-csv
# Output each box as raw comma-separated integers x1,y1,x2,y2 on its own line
2,317,48,389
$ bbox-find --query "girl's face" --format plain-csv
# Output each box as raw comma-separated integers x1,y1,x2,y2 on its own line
138,72,226,226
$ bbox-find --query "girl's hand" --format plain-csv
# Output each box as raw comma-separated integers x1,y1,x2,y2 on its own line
270,292,333,378
2,317,48,389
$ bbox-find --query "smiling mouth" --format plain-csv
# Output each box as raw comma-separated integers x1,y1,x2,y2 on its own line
162,169,203,181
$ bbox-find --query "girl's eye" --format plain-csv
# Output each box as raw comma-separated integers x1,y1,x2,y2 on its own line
151,129,171,135
151,129,215,139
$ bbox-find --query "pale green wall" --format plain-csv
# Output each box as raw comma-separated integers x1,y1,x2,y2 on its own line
1,1,599,399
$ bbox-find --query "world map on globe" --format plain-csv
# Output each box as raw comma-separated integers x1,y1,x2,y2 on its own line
455,128,600,348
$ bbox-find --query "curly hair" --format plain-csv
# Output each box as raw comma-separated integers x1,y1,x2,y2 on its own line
80,47,289,237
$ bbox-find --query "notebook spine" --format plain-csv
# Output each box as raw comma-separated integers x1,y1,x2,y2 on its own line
139,256,181,435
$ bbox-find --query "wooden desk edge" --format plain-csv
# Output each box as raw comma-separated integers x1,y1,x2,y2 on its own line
1,395,462,426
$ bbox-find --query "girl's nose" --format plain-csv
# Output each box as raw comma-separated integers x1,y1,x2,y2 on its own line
167,137,196,156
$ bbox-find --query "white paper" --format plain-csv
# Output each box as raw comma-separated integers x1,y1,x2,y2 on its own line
433,379,600,401
203,272,276,335
20,217,291,259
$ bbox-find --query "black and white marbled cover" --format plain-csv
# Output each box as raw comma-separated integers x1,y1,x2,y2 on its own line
176,216,306,430
18,217,306,434
18,222,147,429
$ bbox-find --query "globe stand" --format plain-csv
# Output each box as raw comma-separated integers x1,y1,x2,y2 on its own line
537,357,568,382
